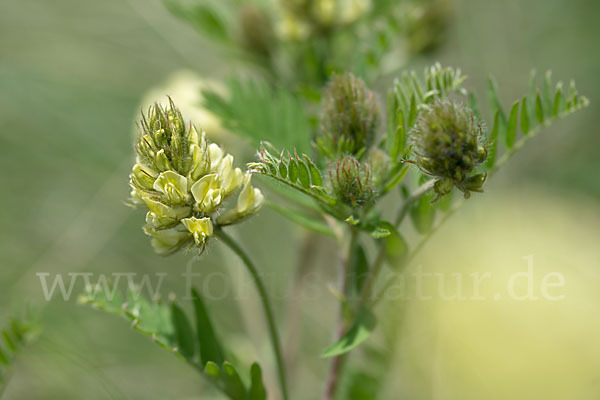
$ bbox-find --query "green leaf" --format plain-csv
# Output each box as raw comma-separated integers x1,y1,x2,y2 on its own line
347,371,379,400
379,223,408,268
204,361,221,382
407,93,417,128
506,100,519,148
0,313,41,392
192,288,225,366
485,110,500,169
520,97,530,135
287,156,298,184
278,157,288,179
349,244,369,293
543,70,553,114
203,79,311,152
383,163,409,193
170,302,196,360
222,362,247,400
438,187,454,212
2,332,15,353
410,189,436,235
303,154,323,186
390,108,405,161
248,363,267,400
535,90,545,124
322,308,377,358
553,83,565,116
488,76,507,125
370,226,391,238
469,92,482,120
0,347,8,366
296,157,311,188
164,1,230,43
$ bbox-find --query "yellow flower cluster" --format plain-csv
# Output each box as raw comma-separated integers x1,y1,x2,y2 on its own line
130,100,264,255
277,0,371,40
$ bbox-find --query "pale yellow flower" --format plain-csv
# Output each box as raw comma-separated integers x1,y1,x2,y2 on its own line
129,100,264,255
181,217,214,246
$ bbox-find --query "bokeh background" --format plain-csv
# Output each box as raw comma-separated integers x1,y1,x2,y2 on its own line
1,0,598,399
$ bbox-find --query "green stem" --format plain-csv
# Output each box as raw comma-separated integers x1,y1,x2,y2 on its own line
324,228,358,400
358,180,435,305
216,229,289,400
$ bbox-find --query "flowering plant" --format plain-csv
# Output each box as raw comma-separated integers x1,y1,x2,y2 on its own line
73,1,589,400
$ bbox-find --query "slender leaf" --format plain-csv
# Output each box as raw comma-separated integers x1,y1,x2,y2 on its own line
379,223,408,267
486,111,500,169
248,363,267,400
553,83,564,116
506,101,519,148
487,76,507,125
170,303,196,360
410,189,436,235
303,154,323,186
520,97,530,135
390,108,405,161
350,244,370,293
222,362,247,400
192,288,224,366
322,308,377,358
296,157,311,188
535,90,545,124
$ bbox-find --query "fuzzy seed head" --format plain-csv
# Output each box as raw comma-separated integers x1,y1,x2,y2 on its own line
328,155,375,208
411,99,487,199
316,73,381,159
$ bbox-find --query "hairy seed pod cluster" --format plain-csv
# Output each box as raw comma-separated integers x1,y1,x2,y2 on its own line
130,99,264,255
316,73,381,159
411,99,487,199
328,155,375,208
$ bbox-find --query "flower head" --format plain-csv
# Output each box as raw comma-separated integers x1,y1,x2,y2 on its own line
411,99,487,199
130,99,264,255
316,73,381,159
327,155,376,208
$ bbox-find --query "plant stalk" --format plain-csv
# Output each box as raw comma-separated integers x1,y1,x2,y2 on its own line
323,228,358,399
216,228,289,400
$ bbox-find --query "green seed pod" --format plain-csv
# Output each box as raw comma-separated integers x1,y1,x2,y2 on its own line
411,99,487,199
327,155,375,208
316,73,381,159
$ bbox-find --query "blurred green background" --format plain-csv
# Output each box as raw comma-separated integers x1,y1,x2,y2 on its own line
0,0,598,399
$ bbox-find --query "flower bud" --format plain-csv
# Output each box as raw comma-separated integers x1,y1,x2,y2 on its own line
411,99,487,199
316,73,381,159
327,155,375,208
217,174,265,226
239,5,274,57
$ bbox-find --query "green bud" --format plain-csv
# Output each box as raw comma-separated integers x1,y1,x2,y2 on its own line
327,155,375,208
411,99,487,199
316,73,381,159
131,164,158,191
239,5,274,57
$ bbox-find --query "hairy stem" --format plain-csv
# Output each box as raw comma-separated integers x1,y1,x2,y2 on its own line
324,228,358,399
359,179,435,304
216,229,289,400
